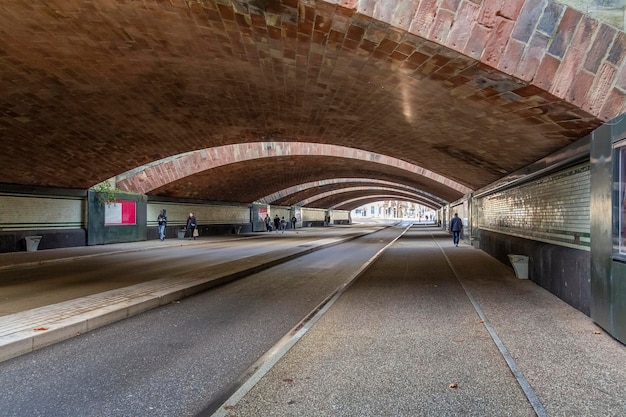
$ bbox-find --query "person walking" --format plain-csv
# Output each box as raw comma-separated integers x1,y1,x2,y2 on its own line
291,216,297,230
273,215,280,233
450,213,462,247
265,214,272,232
186,212,198,240
280,216,286,234
157,209,167,241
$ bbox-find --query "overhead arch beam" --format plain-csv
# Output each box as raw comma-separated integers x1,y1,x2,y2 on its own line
115,142,472,197
331,195,440,211
258,178,447,206
295,186,441,208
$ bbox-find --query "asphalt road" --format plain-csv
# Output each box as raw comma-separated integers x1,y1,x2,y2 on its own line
0,225,407,417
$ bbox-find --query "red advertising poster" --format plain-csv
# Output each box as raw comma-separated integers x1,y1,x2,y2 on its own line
105,201,137,226
258,207,268,221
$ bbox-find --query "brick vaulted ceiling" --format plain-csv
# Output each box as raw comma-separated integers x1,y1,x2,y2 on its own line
1,0,624,208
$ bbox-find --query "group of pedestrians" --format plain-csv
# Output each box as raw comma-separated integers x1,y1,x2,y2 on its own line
264,214,297,233
158,209,300,241
160,209,461,245
156,210,198,241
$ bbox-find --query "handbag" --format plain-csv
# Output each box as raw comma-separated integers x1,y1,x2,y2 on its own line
193,228,199,237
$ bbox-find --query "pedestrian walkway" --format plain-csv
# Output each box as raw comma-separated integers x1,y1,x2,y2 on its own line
0,225,382,363
210,226,626,417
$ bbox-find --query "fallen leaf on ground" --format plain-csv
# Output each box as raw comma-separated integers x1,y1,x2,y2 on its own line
593,330,601,334
283,378,294,383
449,382,458,388
33,327,49,331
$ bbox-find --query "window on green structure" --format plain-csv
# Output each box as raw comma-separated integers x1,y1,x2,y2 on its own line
612,140,626,258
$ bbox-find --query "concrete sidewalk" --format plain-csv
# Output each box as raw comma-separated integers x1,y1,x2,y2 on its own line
0,226,381,363
211,227,626,417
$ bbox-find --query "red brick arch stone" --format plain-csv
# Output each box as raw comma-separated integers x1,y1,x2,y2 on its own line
259,178,446,206
115,142,472,197
339,0,626,120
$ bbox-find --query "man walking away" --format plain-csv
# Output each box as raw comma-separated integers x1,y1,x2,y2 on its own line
450,213,462,247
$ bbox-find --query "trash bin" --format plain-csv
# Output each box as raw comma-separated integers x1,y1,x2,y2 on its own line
508,254,529,279
178,229,186,239
25,236,42,252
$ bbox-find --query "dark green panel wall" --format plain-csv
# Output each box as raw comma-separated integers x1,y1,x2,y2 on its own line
87,191,147,245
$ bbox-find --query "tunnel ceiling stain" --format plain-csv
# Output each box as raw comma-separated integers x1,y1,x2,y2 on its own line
0,0,620,208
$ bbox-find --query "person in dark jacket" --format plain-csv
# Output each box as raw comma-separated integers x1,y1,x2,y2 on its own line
450,213,463,247
291,216,297,230
186,212,197,240
264,214,272,232
157,209,167,241
273,215,280,233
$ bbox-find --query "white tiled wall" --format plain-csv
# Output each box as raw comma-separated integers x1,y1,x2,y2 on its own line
478,163,590,250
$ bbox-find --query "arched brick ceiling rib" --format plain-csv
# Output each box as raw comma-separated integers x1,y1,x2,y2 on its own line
261,178,445,206
145,154,464,205
0,0,620,207
295,186,430,207
309,188,442,209
116,142,471,202
332,195,437,211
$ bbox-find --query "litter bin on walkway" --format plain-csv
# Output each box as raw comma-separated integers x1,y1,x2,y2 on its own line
178,229,186,239
508,254,529,279
24,236,42,252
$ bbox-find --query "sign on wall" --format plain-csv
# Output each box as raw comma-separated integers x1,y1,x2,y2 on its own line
105,201,136,226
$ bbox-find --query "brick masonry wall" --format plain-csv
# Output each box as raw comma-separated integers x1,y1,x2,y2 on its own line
343,0,626,120
560,0,626,29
